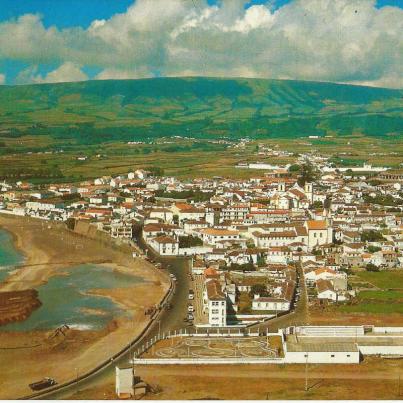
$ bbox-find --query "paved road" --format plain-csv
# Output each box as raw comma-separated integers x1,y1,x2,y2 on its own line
36,237,191,400
250,263,309,333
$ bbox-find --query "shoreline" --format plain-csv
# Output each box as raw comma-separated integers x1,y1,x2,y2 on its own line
0,215,169,399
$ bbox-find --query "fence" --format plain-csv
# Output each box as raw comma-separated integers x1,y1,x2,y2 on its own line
133,357,284,365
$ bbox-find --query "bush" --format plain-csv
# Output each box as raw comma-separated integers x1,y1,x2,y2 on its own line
249,284,269,298
366,263,380,272
367,245,381,253
361,230,384,242
178,235,203,248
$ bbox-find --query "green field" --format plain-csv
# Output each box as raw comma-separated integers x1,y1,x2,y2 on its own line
355,271,403,289
0,77,401,181
339,271,403,314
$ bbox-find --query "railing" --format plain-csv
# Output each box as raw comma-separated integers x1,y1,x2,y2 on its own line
133,357,284,365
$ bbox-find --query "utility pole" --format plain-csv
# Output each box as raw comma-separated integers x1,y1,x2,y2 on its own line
305,353,309,392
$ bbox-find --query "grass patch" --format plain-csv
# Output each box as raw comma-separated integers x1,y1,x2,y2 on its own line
355,271,403,289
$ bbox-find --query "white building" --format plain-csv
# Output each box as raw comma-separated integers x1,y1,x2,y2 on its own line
115,366,135,398
199,228,240,246
149,235,179,256
205,279,227,327
305,220,333,249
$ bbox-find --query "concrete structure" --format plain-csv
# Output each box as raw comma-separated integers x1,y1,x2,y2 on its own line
115,366,135,398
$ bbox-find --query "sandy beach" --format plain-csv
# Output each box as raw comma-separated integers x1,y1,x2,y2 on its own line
0,215,169,399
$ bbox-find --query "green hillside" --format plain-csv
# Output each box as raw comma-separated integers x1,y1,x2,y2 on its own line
0,77,401,146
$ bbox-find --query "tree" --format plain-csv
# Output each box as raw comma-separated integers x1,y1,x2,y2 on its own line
365,263,379,272
361,230,384,242
257,256,266,267
65,218,76,231
297,162,318,186
312,200,323,209
178,235,203,248
288,164,300,173
249,284,269,298
367,245,381,253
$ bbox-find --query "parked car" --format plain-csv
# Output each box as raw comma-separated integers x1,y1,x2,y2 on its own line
188,293,194,300
188,305,194,312
29,378,57,391
187,313,194,321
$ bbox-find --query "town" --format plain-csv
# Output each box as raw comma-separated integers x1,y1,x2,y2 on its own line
1,146,402,333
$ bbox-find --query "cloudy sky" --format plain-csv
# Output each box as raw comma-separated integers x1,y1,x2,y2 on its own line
0,0,402,88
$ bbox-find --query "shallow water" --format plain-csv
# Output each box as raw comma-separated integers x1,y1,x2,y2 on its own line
0,229,24,283
2,262,145,331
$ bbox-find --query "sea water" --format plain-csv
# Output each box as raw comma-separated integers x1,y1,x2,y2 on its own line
2,263,145,331
0,229,24,283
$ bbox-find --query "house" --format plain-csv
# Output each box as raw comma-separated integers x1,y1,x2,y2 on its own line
252,295,290,312
204,279,227,326
305,220,333,249
316,279,347,302
110,221,133,239
149,235,179,256
199,228,240,246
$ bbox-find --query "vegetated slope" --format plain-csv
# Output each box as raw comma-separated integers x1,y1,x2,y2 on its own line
0,77,401,145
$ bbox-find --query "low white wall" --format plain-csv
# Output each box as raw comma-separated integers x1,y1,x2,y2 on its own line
358,345,403,355
296,326,365,337
372,327,403,334
284,351,360,364
179,246,213,256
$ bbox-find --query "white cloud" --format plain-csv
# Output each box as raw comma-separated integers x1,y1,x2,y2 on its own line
0,73,5,84
33,62,88,83
16,62,88,84
95,68,151,80
0,0,402,88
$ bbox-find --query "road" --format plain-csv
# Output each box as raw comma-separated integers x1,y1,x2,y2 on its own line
27,246,307,399
29,236,191,400
250,263,309,333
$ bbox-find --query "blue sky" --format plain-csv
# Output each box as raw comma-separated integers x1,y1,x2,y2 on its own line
0,0,399,28
0,0,402,87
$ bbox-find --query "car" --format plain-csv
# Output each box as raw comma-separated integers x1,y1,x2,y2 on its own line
188,293,194,300
188,305,194,312
169,273,175,278
187,313,194,321
29,378,57,391
172,276,177,282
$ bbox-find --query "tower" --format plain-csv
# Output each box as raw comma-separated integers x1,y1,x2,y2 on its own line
304,182,313,203
278,182,286,193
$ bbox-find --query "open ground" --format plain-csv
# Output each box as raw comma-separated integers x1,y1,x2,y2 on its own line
68,357,403,400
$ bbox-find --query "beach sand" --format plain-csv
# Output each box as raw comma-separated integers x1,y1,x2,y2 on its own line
0,215,169,399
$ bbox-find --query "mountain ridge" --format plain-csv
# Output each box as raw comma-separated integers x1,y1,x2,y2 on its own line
0,77,401,144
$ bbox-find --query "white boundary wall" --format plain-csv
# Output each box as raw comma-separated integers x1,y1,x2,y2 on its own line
358,345,403,355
